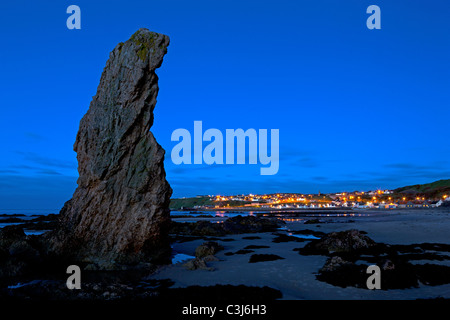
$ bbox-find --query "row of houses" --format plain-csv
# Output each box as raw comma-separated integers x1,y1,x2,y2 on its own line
352,199,448,209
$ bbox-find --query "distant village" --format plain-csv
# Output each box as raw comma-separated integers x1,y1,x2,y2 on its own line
188,190,450,210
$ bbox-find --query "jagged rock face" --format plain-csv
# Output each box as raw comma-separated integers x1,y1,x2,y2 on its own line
48,29,172,270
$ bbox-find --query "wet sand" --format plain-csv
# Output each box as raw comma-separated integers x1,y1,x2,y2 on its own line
151,208,450,300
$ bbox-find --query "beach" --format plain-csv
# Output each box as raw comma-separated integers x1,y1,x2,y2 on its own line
152,208,450,300
1,207,449,301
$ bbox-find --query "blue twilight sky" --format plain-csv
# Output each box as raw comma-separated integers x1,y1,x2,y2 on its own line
0,0,449,210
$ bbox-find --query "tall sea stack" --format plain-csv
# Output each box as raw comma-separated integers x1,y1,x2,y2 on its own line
47,29,172,270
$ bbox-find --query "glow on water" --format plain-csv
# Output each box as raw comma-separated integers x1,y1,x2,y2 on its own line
287,233,320,240
171,253,195,264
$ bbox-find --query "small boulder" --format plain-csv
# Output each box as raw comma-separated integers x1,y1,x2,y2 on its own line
223,216,281,234
202,255,219,262
381,259,395,271
8,240,40,261
192,221,226,237
183,241,223,271
320,256,353,273
0,225,26,250
301,229,376,254
195,241,223,258
183,258,214,271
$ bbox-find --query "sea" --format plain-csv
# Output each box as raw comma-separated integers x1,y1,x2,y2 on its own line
170,209,377,220
0,209,59,216
0,208,380,236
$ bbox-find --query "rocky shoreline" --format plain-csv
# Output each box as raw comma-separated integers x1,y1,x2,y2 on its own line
1,210,450,300
0,214,58,233
0,215,287,300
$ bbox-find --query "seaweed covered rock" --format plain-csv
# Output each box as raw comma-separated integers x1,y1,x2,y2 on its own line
248,254,285,263
183,241,224,271
170,216,282,237
306,231,450,289
0,226,43,283
223,216,281,234
183,258,213,271
0,225,26,249
319,256,353,273
195,241,224,258
300,229,376,255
